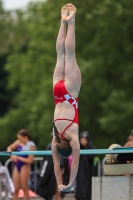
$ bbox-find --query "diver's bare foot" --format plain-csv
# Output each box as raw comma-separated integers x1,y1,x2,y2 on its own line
61,4,69,23
66,4,77,23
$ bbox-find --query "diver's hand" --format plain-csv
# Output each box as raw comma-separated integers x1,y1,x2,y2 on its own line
58,184,65,191
60,184,73,192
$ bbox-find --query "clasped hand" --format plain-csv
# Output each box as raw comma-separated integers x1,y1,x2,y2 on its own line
58,184,73,192
11,155,17,162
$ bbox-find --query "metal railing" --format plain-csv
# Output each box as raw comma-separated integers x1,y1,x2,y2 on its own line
4,157,44,194
4,156,102,196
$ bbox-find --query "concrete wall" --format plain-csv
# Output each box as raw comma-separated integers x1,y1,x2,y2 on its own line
92,176,133,200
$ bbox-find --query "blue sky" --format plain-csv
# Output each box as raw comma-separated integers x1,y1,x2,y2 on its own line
3,0,44,10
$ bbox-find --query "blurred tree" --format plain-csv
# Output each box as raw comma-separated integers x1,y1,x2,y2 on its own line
78,0,133,147
0,0,14,116
0,0,133,151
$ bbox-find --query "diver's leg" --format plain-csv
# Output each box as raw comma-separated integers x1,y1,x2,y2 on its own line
53,5,68,86
65,4,81,96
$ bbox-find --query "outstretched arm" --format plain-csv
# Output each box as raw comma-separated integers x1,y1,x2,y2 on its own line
61,134,80,192
52,137,65,190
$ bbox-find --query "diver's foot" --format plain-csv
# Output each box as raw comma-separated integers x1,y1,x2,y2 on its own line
61,4,69,23
66,4,77,23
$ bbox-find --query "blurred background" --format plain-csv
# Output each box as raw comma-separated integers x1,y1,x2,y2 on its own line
0,0,133,152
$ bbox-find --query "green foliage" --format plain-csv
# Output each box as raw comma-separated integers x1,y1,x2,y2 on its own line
0,0,14,116
0,0,133,151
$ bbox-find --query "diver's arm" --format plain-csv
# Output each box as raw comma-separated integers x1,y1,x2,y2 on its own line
69,135,80,186
61,134,80,192
52,137,64,187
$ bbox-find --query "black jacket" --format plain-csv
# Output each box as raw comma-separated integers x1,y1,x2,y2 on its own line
75,131,95,200
39,143,56,199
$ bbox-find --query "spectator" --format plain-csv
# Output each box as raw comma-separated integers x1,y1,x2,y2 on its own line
39,133,69,200
75,131,95,200
130,129,133,137
54,157,69,200
7,129,36,200
124,129,133,147
60,157,69,199
39,137,56,200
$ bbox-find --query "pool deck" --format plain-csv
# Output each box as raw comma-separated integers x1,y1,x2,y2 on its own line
22,193,76,200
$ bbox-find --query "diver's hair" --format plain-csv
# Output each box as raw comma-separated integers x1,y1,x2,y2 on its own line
17,129,31,140
53,122,60,143
53,122,72,157
56,139,72,157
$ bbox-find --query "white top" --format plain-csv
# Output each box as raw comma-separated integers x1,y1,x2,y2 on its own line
22,141,36,151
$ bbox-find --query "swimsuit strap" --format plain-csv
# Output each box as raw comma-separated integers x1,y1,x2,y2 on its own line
54,118,74,139
54,118,73,122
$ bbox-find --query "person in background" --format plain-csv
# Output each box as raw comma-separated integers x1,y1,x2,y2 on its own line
75,131,95,200
130,129,133,137
124,129,133,147
7,129,36,200
60,157,69,199
39,133,56,200
55,157,69,200
39,133,69,200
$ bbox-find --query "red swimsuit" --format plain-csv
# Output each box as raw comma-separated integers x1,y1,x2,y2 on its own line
53,80,78,139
